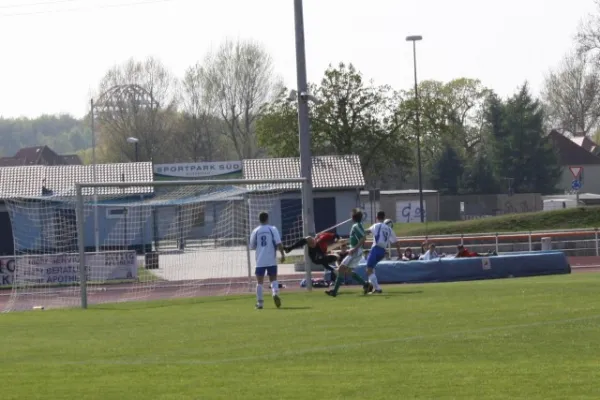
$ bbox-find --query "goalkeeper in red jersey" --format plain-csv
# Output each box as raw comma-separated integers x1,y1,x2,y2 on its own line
284,231,342,282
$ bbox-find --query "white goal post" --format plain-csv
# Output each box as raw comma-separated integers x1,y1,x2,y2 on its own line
1,177,321,312
73,177,314,309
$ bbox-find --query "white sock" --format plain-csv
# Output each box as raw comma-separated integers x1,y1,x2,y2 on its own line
271,281,279,296
256,284,264,303
369,274,381,291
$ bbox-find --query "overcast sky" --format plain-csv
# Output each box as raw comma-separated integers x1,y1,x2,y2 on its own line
0,0,597,118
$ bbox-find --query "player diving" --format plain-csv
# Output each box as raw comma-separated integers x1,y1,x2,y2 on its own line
284,229,343,283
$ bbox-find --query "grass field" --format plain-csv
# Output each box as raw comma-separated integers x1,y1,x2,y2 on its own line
3,273,600,399
394,206,600,236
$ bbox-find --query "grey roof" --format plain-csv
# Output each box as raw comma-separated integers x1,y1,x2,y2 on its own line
242,155,365,190
549,130,600,165
0,162,153,199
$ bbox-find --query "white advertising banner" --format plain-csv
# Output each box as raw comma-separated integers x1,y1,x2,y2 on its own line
0,251,137,286
395,201,427,223
153,161,242,178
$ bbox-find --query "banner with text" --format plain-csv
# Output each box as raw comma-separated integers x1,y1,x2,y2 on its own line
153,161,243,180
0,251,137,286
395,201,427,223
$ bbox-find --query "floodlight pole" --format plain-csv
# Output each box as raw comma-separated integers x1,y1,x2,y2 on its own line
90,99,100,252
406,35,425,223
294,0,316,288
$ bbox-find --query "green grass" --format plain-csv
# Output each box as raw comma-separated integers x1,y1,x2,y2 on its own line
3,273,600,399
394,206,600,236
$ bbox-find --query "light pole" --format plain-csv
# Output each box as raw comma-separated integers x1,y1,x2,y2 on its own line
294,0,316,286
406,35,425,223
127,137,139,162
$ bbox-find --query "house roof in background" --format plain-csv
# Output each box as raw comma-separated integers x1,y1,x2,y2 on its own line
570,135,599,154
242,155,365,190
0,146,82,167
14,145,62,165
549,130,600,165
0,162,154,199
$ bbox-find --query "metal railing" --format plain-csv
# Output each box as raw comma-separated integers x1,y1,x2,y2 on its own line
367,228,600,256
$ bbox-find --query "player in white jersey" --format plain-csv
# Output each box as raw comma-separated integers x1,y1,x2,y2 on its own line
249,211,285,309
365,211,401,294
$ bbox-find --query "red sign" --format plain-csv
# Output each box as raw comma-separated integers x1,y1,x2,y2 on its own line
569,166,583,178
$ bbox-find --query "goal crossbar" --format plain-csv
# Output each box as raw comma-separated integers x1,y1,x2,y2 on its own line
74,177,313,309
75,177,307,189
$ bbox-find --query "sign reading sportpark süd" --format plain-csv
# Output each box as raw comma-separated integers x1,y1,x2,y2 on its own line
153,162,243,179
0,251,137,287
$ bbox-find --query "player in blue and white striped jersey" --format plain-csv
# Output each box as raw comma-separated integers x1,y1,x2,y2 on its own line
249,211,286,309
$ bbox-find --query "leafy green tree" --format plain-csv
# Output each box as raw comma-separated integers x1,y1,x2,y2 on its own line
430,143,464,195
0,114,91,157
487,84,562,194
256,62,412,187
397,78,490,167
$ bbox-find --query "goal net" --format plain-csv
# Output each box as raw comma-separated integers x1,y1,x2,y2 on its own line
1,178,311,312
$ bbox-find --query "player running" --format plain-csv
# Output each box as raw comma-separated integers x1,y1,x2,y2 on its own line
249,211,286,309
284,231,341,282
325,208,370,297
365,211,401,294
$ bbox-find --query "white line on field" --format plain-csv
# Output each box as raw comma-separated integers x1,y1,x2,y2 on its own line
42,313,600,366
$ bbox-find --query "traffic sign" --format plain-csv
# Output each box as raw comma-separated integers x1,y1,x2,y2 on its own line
572,179,582,191
570,166,583,178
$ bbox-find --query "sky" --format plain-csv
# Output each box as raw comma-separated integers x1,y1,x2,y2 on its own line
0,0,597,119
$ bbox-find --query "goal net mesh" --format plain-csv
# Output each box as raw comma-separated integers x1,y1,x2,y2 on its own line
1,181,308,312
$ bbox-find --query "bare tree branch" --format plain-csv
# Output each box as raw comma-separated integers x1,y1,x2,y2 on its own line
94,57,179,163
200,39,277,159
542,51,600,135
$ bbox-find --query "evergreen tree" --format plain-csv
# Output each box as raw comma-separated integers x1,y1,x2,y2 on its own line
430,143,464,195
486,84,561,194
461,150,499,194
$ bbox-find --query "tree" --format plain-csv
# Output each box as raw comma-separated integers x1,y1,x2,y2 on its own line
255,86,305,157
94,56,180,163
397,78,490,167
430,143,464,195
461,150,499,194
255,62,412,187
179,63,223,161
542,51,600,134
487,84,561,194
577,0,600,60
0,114,90,157
200,39,279,159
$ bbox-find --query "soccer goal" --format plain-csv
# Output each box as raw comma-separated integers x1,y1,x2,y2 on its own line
1,178,313,312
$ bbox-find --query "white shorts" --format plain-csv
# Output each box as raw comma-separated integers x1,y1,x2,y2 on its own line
341,252,362,269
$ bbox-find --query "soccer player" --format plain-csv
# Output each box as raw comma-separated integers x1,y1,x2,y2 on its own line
284,231,341,282
326,208,370,297
249,211,285,310
365,211,401,294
